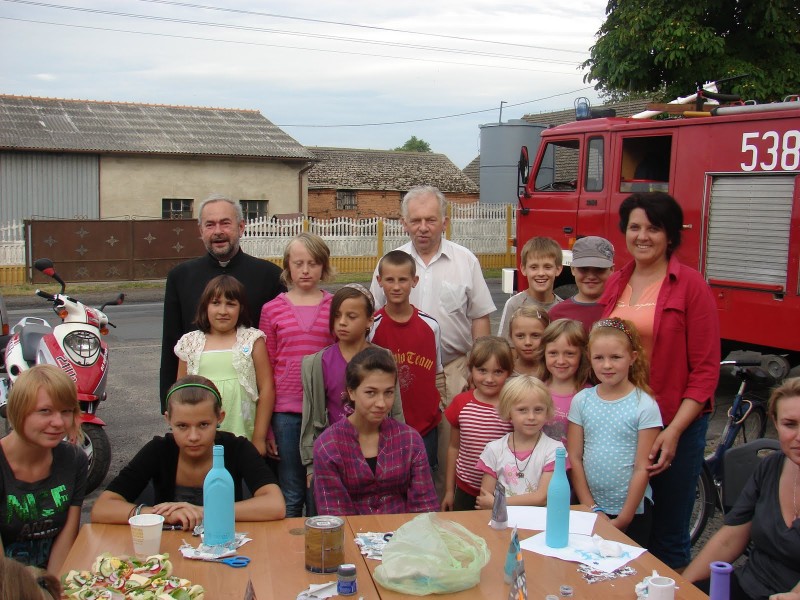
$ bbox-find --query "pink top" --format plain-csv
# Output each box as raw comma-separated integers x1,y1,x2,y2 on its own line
259,291,334,413
609,279,662,361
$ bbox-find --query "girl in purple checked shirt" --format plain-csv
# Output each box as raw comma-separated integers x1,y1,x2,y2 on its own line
312,347,438,516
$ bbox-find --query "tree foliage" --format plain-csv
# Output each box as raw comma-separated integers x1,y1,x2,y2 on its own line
582,0,800,103
394,136,432,152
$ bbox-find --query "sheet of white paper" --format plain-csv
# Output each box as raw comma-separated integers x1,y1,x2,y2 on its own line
519,532,646,573
505,506,597,535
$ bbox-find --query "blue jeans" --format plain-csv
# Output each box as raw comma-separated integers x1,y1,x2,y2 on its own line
272,412,306,518
421,427,439,471
648,414,709,569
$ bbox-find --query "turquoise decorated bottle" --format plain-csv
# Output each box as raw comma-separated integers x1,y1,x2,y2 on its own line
545,447,569,548
203,445,235,546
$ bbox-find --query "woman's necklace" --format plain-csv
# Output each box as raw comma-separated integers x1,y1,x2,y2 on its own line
511,431,540,479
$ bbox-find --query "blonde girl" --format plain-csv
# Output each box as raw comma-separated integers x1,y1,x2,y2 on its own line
0,365,86,574
567,318,662,546
535,318,591,442
175,275,273,454
442,336,514,511
258,232,335,517
476,375,565,508
507,305,550,376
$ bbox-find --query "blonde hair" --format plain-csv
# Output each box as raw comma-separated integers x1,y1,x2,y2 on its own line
7,365,80,443
534,319,590,388
588,318,652,395
0,557,60,600
281,232,334,286
468,336,514,374
498,375,554,420
508,305,550,338
767,377,800,422
520,236,563,268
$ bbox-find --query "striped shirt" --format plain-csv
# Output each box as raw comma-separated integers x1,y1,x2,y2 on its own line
259,291,334,413
445,390,513,496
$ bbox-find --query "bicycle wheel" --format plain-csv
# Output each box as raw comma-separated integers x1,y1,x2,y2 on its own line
690,465,715,546
733,403,767,446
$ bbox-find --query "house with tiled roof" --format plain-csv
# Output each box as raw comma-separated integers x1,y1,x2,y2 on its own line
0,95,314,222
462,156,480,187
306,147,478,219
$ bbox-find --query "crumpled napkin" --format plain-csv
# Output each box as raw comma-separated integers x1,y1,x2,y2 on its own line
179,532,251,561
296,581,338,599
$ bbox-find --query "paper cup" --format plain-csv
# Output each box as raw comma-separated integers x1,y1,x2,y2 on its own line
128,513,165,558
647,575,676,600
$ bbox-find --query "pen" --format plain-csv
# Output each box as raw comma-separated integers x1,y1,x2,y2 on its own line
162,524,183,531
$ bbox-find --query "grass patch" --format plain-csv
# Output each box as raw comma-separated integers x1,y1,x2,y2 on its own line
1,280,166,297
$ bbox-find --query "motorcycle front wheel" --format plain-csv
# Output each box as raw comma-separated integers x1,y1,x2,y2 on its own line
80,423,111,494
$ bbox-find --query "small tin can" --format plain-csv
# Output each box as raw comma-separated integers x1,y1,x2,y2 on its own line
304,516,345,573
337,563,357,596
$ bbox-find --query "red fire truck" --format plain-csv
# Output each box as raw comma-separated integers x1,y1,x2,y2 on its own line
515,97,800,365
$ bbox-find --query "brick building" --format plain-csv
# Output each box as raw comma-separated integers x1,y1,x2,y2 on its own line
307,147,478,220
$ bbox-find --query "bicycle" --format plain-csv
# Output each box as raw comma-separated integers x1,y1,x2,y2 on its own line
689,351,788,545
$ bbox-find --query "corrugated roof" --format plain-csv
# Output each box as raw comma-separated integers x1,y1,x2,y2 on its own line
522,98,652,127
0,95,314,159
462,155,480,186
307,147,478,193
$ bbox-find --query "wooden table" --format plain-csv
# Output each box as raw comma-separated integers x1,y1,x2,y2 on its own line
60,518,381,599
348,510,709,600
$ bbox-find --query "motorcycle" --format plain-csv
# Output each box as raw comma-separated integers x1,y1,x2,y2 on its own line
0,258,124,493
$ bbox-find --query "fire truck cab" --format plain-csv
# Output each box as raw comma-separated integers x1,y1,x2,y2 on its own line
516,100,800,359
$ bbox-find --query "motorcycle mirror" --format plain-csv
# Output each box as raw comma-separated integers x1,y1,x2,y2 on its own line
33,258,65,294
100,293,125,312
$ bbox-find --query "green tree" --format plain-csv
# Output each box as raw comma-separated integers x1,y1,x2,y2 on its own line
394,136,432,152
582,0,800,103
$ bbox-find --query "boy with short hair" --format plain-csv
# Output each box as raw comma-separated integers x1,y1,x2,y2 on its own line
497,236,564,338
369,250,446,469
549,236,615,332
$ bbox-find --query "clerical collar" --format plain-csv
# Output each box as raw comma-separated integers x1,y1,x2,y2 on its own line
218,259,230,268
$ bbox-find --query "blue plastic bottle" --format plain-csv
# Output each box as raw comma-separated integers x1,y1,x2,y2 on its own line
546,447,569,548
709,561,733,600
203,445,235,546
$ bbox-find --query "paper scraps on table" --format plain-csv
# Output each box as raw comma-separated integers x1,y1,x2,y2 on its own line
296,581,338,599
354,531,393,560
505,506,597,535
180,532,252,561
578,564,637,584
519,532,646,573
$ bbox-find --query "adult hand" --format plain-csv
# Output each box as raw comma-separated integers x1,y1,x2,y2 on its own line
648,426,681,475
475,489,494,510
152,502,204,531
266,439,279,460
770,594,800,600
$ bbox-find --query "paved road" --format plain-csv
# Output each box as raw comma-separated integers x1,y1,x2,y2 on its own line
4,279,765,551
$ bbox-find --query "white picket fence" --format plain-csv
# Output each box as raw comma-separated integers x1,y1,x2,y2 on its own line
0,204,516,266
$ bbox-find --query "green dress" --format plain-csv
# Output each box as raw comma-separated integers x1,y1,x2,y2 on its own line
199,350,250,439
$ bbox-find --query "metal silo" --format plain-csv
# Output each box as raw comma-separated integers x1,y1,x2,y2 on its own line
478,119,546,204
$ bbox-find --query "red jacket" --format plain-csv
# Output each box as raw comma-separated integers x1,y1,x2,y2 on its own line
599,256,720,425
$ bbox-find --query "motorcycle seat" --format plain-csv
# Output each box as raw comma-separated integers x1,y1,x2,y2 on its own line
20,324,51,363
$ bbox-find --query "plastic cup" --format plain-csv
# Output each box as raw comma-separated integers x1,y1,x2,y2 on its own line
128,513,165,558
647,576,676,600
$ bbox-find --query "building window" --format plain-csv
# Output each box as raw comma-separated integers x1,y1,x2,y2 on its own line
336,190,357,210
162,198,193,219
240,199,268,221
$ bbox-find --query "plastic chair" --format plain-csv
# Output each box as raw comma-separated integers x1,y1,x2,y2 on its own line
721,438,781,512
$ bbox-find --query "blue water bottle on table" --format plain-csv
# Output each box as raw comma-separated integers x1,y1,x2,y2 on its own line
546,447,569,548
203,445,235,546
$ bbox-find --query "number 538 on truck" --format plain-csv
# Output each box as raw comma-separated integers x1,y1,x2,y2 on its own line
515,93,800,367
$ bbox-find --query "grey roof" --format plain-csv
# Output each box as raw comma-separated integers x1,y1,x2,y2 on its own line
0,95,314,160
462,155,480,186
307,147,478,193
522,98,652,127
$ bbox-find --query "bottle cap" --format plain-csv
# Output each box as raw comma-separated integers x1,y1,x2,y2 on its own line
212,444,224,456
546,595,559,600
338,563,356,577
560,584,574,597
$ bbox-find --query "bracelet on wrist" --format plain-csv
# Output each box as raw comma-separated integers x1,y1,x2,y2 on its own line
134,503,146,517
590,504,606,513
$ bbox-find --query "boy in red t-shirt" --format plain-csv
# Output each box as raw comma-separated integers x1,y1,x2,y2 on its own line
369,250,446,469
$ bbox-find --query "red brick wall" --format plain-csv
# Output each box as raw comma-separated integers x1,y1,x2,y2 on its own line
308,189,478,220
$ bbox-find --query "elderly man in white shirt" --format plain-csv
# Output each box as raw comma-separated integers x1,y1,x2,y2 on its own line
370,185,496,492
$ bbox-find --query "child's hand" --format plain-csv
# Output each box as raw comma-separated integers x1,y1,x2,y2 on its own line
266,439,279,460
253,438,267,457
475,489,495,510
152,502,203,531
609,516,630,531
441,491,454,512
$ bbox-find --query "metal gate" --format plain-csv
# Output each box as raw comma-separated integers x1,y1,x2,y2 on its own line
26,219,205,283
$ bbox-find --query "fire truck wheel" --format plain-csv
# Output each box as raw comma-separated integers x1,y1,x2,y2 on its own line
81,422,111,495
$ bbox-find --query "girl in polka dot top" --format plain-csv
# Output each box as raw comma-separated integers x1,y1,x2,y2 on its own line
566,318,663,547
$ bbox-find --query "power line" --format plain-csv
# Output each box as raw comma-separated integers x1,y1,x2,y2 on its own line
0,16,583,74
277,87,594,128
2,0,584,65
132,0,589,55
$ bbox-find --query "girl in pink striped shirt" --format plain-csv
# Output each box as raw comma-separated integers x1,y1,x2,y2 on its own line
259,233,334,517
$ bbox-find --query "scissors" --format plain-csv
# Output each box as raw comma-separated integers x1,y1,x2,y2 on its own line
212,555,251,568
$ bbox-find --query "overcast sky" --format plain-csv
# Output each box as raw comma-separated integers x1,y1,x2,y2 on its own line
1,0,610,168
